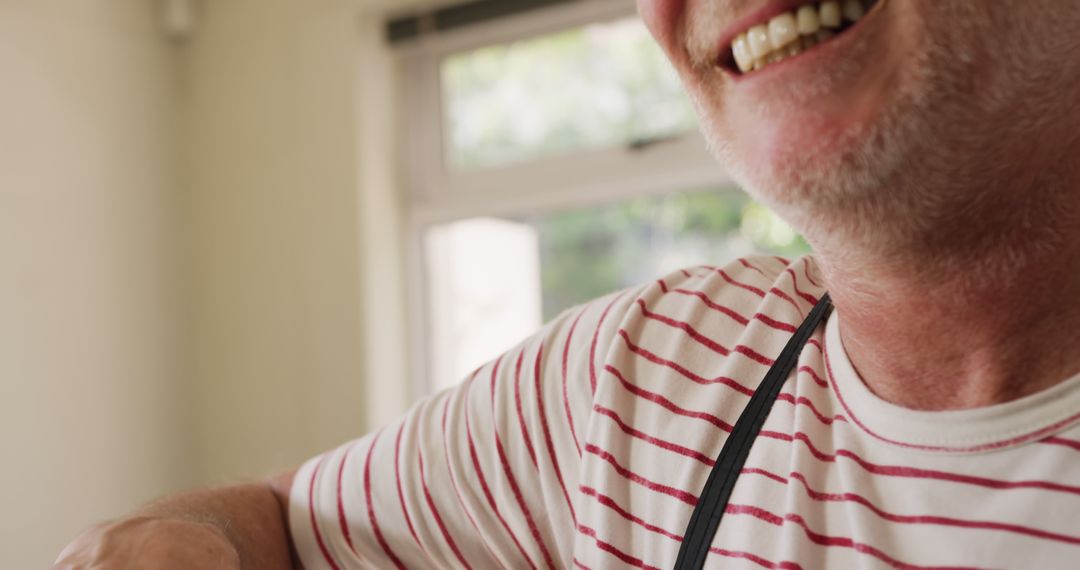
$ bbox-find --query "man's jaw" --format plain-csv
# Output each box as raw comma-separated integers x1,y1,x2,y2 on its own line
682,0,900,192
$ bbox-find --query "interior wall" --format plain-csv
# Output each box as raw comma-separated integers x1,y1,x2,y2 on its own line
0,1,187,567
355,10,413,429
181,0,408,483
0,1,414,565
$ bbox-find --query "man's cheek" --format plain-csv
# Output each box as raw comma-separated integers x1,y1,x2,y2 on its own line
638,0,687,55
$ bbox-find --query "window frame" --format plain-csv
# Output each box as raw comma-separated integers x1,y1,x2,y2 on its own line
395,0,732,395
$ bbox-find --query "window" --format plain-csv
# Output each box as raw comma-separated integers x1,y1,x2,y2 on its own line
397,2,809,393
441,15,697,170
532,190,808,321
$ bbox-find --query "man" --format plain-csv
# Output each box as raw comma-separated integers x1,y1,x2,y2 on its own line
56,0,1080,568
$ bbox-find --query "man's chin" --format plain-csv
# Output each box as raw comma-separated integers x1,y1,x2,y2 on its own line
695,62,931,240
702,55,906,211
719,131,868,209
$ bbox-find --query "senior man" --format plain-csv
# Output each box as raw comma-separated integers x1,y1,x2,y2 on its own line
56,0,1080,568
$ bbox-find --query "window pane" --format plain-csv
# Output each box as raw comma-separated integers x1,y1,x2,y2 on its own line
424,190,810,390
424,218,542,391
532,189,811,320
442,16,698,170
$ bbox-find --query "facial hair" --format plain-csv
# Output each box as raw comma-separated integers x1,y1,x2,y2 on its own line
681,1,1080,277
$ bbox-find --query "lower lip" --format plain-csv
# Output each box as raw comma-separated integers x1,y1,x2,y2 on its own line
726,2,888,84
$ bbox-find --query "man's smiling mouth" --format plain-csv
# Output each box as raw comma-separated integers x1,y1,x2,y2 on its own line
722,0,881,75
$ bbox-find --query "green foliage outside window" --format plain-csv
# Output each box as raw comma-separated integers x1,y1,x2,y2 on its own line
442,17,698,170
533,189,811,320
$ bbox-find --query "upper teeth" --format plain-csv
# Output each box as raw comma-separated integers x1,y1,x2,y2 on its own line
730,0,869,73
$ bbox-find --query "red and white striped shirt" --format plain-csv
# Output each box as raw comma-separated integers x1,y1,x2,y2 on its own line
290,255,1080,569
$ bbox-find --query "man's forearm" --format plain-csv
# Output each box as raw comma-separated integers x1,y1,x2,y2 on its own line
55,472,298,569
137,479,298,569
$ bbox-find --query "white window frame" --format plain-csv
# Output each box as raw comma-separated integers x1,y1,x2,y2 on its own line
394,0,732,395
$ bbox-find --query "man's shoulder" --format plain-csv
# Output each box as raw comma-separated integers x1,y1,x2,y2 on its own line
647,254,823,318
655,254,804,297
652,253,820,326
550,254,823,357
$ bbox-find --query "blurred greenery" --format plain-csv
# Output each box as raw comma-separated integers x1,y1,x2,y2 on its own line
532,189,811,320
442,16,698,170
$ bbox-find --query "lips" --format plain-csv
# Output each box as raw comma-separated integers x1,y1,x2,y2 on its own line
722,0,880,74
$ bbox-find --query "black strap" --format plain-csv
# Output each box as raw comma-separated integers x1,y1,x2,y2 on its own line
673,293,833,570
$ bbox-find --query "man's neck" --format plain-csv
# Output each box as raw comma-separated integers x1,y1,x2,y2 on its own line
811,216,1080,412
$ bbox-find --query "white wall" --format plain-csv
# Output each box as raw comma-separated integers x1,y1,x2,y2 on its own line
0,1,416,566
182,0,380,482
0,1,187,567
354,9,413,430
181,0,415,479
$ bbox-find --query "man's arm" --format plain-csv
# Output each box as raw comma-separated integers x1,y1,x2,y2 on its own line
53,470,299,570
54,283,642,569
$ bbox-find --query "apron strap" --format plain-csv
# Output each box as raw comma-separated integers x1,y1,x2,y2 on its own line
673,293,833,570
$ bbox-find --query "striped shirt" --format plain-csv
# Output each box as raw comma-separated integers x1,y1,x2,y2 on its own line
290,255,1080,569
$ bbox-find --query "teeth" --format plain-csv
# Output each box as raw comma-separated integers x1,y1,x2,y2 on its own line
767,13,799,50
732,34,754,72
819,1,842,28
728,0,870,75
843,0,865,21
747,24,772,59
796,5,820,35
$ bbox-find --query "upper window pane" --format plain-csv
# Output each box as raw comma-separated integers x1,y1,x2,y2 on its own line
441,16,698,170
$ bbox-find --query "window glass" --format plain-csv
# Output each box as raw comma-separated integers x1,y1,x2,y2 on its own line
424,218,542,391
532,188,810,320
424,189,810,389
441,16,698,170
